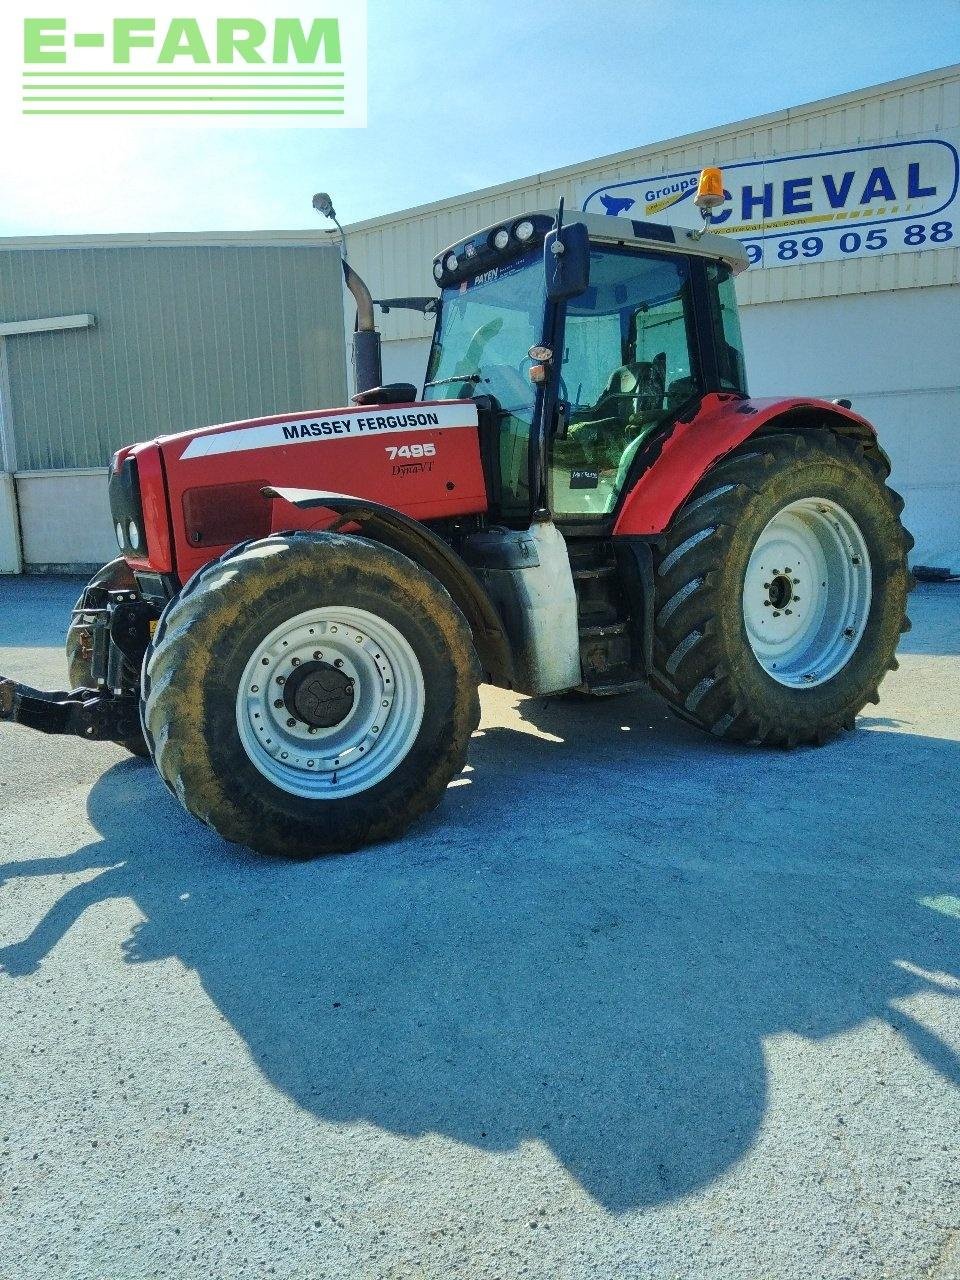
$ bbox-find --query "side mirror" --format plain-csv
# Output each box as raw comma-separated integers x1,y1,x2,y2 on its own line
544,221,590,301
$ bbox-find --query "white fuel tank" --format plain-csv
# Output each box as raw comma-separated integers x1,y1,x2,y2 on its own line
465,521,581,696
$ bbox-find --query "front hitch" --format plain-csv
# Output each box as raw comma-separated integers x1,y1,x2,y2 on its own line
0,678,141,741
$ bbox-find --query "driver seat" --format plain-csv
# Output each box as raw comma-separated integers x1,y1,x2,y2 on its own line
593,351,666,431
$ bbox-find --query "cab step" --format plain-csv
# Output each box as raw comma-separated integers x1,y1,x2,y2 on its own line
581,676,647,697
572,564,616,581
578,620,629,639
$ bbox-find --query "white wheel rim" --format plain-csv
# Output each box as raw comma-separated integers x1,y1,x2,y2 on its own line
236,606,425,799
742,497,872,688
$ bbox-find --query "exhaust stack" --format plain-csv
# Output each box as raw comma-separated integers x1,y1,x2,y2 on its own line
314,191,383,395
342,261,382,395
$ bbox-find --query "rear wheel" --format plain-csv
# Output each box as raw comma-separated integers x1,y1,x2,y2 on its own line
650,430,913,746
141,532,481,858
66,557,149,757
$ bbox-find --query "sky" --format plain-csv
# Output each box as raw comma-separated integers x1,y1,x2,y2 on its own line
0,0,958,237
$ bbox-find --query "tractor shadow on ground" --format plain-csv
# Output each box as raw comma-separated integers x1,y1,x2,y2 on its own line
1,688,959,1213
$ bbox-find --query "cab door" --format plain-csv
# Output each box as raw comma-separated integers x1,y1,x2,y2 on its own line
549,246,701,521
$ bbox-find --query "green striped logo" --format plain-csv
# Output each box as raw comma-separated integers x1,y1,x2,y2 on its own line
20,13,364,122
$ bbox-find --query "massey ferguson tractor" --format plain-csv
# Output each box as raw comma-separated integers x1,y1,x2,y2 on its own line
0,172,913,858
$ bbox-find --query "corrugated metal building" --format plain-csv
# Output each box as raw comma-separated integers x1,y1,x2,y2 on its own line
0,233,347,571
341,63,960,570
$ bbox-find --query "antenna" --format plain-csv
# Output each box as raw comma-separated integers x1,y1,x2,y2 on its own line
550,196,566,265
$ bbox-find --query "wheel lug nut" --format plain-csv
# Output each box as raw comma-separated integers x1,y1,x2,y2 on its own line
274,699,283,708
308,726,317,734
286,717,297,727
291,657,301,666
792,578,800,584
763,601,771,607
773,611,781,617
763,582,770,590
313,651,322,660
276,676,285,686
785,609,793,615
334,659,344,668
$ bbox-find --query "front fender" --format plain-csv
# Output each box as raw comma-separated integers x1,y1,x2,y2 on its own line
612,393,880,537
264,487,515,688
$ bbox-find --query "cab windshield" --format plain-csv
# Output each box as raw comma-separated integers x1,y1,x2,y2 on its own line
422,251,546,412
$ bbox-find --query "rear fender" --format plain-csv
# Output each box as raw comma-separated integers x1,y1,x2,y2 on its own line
613,392,883,537
265,487,515,688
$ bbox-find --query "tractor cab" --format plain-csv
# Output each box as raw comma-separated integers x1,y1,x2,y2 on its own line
424,209,749,527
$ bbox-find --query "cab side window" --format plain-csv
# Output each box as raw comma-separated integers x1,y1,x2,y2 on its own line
550,248,698,518
707,261,748,394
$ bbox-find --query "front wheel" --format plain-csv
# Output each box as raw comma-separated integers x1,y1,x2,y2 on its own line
650,430,913,746
141,532,481,858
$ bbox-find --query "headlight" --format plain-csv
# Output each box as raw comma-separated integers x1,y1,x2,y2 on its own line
115,522,125,549
433,261,444,282
444,253,458,272
127,520,141,551
492,228,510,251
514,219,535,242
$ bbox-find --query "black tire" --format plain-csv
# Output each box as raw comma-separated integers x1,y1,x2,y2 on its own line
650,429,913,747
141,531,482,859
66,557,150,758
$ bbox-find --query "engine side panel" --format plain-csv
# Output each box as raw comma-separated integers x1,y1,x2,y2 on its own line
612,392,878,537
134,400,487,581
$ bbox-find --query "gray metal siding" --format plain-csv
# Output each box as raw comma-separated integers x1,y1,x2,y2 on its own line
0,244,347,470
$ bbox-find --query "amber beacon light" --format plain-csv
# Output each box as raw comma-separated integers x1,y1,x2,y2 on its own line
694,166,726,212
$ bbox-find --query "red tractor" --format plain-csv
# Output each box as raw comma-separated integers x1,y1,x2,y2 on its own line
0,175,912,858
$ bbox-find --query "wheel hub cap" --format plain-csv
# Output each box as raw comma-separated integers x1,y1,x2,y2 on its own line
235,606,425,799
742,497,872,688
284,660,355,728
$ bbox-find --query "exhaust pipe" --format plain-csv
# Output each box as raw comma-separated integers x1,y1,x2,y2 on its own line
342,260,382,395
313,191,383,395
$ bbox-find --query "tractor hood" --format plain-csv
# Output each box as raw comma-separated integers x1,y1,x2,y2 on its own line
114,400,489,581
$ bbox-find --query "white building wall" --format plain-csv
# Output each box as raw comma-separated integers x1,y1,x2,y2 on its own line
343,63,960,568
740,286,959,568
15,470,116,571
380,336,431,390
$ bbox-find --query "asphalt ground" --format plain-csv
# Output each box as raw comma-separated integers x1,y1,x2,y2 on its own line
1,575,958,1280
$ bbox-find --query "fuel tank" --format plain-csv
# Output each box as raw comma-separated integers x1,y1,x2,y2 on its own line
114,399,488,581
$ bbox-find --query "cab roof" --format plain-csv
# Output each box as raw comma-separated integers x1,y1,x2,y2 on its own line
574,210,749,275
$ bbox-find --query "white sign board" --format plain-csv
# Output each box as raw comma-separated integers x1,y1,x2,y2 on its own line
582,138,959,267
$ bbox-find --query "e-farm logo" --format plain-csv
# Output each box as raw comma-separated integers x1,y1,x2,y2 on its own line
15,3,366,125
